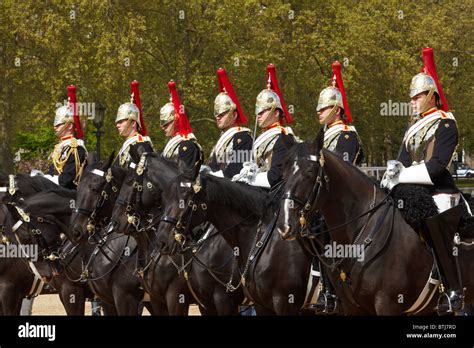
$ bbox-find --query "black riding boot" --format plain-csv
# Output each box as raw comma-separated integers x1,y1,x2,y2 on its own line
424,205,464,315
314,262,337,314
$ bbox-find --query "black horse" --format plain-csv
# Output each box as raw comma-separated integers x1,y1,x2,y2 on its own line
153,162,317,315
70,153,153,315
0,173,77,315
4,188,95,315
0,203,34,315
275,130,474,315
112,153,244,315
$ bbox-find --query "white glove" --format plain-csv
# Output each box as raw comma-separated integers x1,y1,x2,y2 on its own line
380,160,405,190
43,174,59,185
30,169,44,177
399,163,433,185
251,172,270,188
232,162,258,183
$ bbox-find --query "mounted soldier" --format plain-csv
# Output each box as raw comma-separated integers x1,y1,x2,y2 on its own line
46,85,87,189
208,68,252,178
318,61,363,165
160,80,202,169
381,47,464,314
115,80,153,168
233,64,295,188
310,61,364,314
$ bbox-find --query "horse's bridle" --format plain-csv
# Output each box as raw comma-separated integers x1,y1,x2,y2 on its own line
160,177,208,247
74,168,118,234
281,152,327,235
114,155,159,233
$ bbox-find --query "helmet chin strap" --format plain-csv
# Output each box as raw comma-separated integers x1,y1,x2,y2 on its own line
56,122,72,138
319,105,338,125
417,87,435,116
261,103,277,129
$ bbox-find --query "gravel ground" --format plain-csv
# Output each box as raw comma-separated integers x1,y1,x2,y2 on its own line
30,294,201,316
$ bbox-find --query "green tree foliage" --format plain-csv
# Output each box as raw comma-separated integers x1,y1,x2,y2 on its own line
0,0,472,172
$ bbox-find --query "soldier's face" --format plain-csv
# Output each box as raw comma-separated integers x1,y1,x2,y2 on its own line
116,119,137,138
411,92,434,115
318,106,340,125
216,110,237,130
54,123,73,138
257,109,279,128
161,121,174,137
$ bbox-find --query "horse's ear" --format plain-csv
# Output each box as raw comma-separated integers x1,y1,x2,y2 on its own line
311,127,325,154
103,151,116,170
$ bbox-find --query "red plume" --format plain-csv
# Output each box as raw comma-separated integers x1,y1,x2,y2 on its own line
130,80,147,136
168,80,193,137
217,68,248,125
266,64,293,124
422,47,449,112
67,85,84,139
331,61,352,123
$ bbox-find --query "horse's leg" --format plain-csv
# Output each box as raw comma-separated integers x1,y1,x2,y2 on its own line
101,301,118,316
113,286,142,315
58,284,86,316
166,288,190,316
254,304,275,315
151,298,169,315
1,284,23,315
214,290,238,315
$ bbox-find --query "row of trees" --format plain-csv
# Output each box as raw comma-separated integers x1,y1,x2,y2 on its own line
1,0,472,172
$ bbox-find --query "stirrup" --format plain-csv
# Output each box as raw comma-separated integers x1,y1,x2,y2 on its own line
435,290,464,315
309,292,338,314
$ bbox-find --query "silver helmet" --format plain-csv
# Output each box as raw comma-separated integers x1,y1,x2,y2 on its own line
316,86,343,112
214,92,236,118
54,105,74,127
160,102,175,126
409,72,439,99
115,102,141,128
255,89,282,116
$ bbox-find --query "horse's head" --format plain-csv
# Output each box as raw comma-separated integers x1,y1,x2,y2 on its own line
111,152,162,235
70,151,119,243
277,128,325,240
154,160,206,255
6,191,68,282
0,173,57,205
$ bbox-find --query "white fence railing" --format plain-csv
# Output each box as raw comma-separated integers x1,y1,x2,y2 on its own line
359,166,387,181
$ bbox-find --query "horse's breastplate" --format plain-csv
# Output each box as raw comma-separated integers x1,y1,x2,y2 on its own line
407,120,440,164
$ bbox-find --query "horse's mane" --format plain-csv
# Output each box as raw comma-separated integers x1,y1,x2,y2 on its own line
283,141,379,187
204,174,268,218
22,189,75,216
16,174,60,192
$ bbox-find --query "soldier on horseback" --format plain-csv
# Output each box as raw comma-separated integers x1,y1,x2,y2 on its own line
208,68,253,178
381,47,464,314
160,80,202,168
318,61,363,165
46,85,87,189
115,81,153,168
310,61,364,313
233,64,295,188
